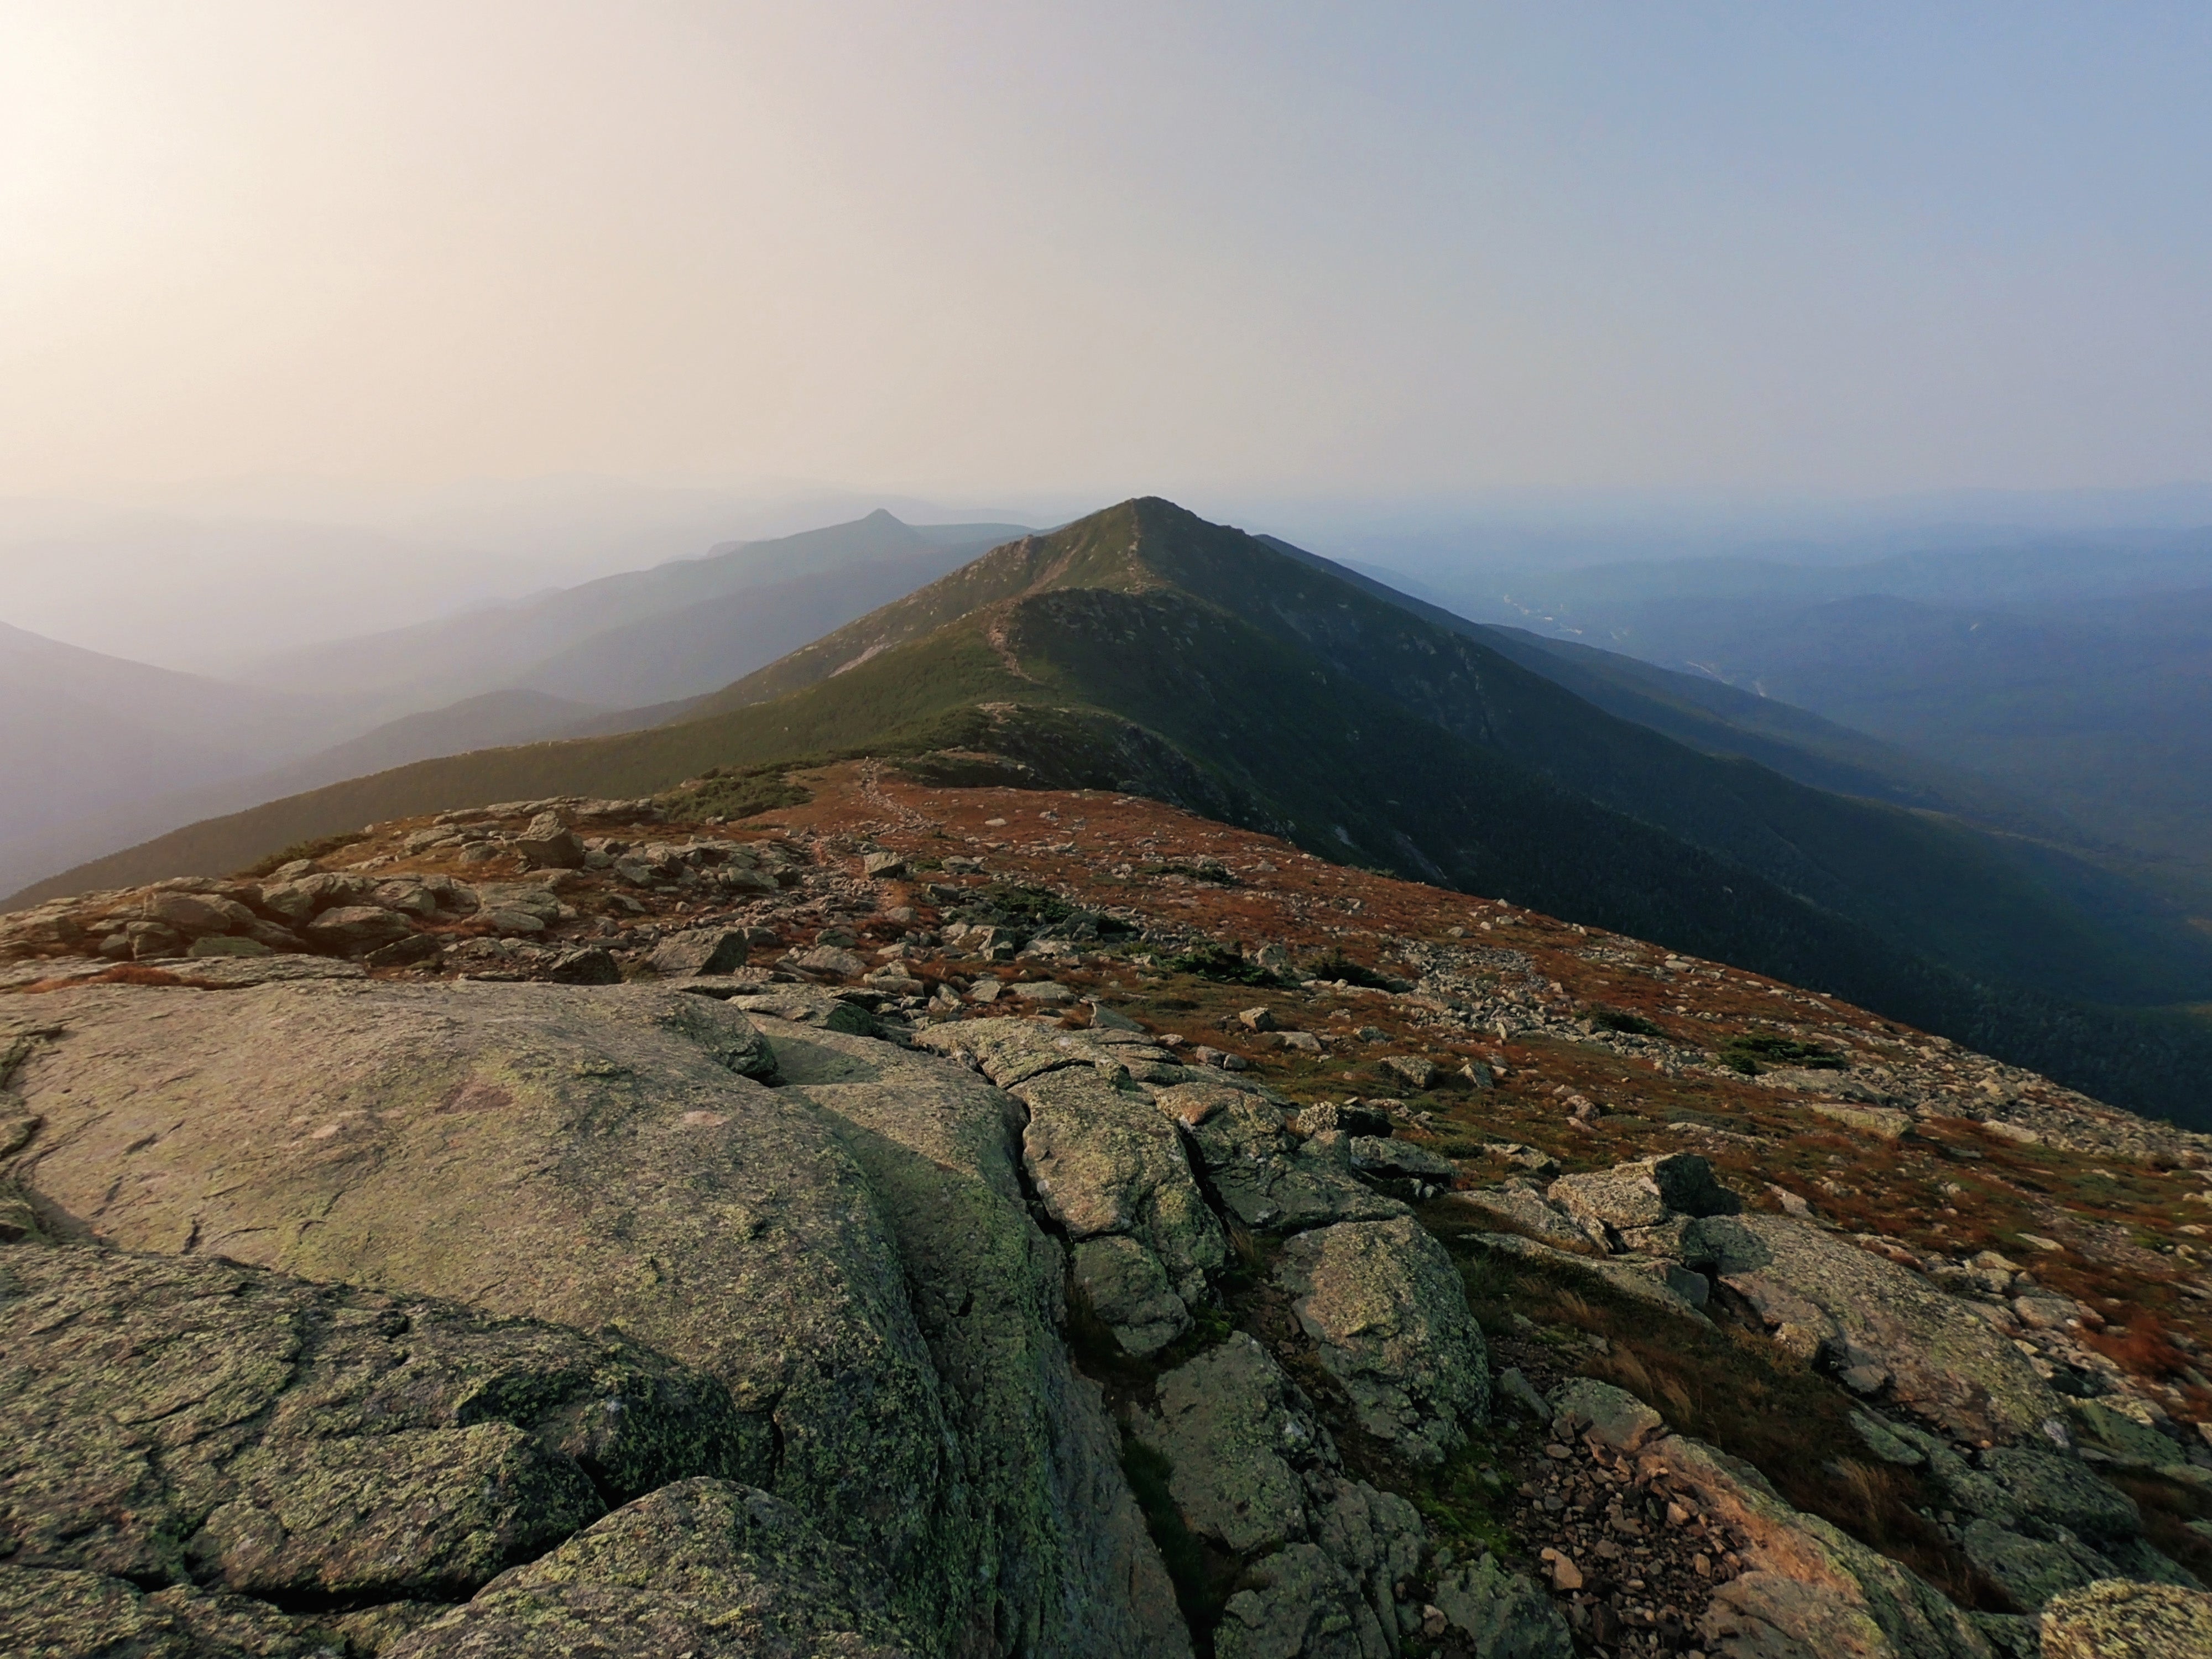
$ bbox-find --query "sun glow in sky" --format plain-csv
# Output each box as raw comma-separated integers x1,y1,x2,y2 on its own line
3,2,2210,500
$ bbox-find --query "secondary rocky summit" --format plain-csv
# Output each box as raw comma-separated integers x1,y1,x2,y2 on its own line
5,766,2212,1658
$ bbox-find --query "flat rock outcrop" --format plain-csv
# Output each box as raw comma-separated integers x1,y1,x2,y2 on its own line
390,1479,917,1659
0,1241,756,1601
0,980,1185,1658
1715,1215,2063,1444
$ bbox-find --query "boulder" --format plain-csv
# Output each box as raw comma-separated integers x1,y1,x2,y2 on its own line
1430,1554,1574,1659
1161,1084,1406,1234
1346,1136,1456,1183
1464,1231,1712,1320
186,936,273,959
1213,1542,1390,1659
546,946,623,985
1378,1055,1436,1091
650,928,753,978
140,890,257,938
862,851,906,879
514,811,586,870
1548,1164,1667,1233
1274,1217,1488,1464
1549,1378,1665,1453
1548,1152,1739,1238
1293,1103,1392,1139
1072,1234,1191,1354
0,1565,337,1659
793,945,867,978
389,1479,914,1659
304,905,414,953
1016,1066,1225,1331
1446,1184,1594,1253
915,1017,1184,1089
256,872,373,924
1129,1336,1322,1554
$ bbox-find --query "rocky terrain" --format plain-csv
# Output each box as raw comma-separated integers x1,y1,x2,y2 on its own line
7,761,2212,1656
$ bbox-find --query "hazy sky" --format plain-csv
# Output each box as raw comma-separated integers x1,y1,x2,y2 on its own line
5,2,2211,503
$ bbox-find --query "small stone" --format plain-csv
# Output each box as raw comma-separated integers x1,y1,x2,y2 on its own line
1549,1553,1583,1590
1238,1006,1276,1032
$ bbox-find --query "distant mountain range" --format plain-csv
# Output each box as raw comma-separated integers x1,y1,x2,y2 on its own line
1433,540,2212,902
24,497,2211,1125
0,512,1030,896
233,509,1030,710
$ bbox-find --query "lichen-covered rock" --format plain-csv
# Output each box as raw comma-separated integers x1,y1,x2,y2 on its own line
1547,1165,1668,1233
1642,1152,1744,1217
1128,1335,1320,1554
1127,1334,1422,1654
1346,1136,1456,1183
1547,1154,1740,1241
915,1016,1186,1089
1976,1446,2141,1543
1213,1542,1392,1659
1923,1443,2187,1613
1444,1183,1593,1252
1549,1379,1665,1453
1958,1520,2111,1612
0,982,957,1647
1073,1234,1192,1354
390,1479,915,1659
1464,1230,1711,1320
1715,1215,2062,1444
2066,1399,2177,1468
649,927,752,978
0,1240,763,1603
1158,1083,1405,1234
1644,1434,1994,1659
1431,1554,1574,1659
1305,1478,1425,1648
1274,1217,1488,1464
2040,1579,2212,1658
1015,1065,1225,1305
303,904,415,953
759,1015,1192,1659
0,1564,338,1659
